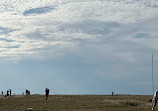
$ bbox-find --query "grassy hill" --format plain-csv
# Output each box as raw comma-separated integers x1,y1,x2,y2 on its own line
0,95,154,111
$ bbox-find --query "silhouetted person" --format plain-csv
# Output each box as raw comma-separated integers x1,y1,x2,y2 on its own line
28,90,30,95
1,91,3,95
26,89,30,95
45,88,49,100
25,89,27,95
112,91,114,96
152,89,158,110
9,89,11,97
7,90,9,96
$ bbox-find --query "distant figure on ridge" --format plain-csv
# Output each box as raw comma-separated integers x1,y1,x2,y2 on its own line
7,90,9,96
45,88,49,100
26,89,30,95
1,91,3,95
112,91,114,96
152,89,158,110
9,89,11,97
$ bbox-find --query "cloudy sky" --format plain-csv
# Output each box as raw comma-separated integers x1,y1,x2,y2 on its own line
0,0,158,95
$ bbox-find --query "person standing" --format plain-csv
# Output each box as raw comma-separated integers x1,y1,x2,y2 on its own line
9,89,11,97
45,88,49,100
112,91,114,96
7,90,9,96
26,89,30,95
152,89,158,110
25,89,28,95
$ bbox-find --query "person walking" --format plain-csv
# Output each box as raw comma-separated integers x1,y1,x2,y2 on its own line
45,88,49,100
152,89,158,110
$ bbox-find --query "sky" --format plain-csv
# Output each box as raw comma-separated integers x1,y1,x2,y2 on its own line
0,0,158,95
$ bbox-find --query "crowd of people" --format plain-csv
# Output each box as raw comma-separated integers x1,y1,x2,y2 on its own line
1,88,50,100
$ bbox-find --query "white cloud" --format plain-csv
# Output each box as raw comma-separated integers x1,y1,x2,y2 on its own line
0,0,158,62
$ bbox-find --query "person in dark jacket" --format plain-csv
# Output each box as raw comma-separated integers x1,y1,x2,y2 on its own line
9,89,11,97
7,90,9,96
45,88,49,100
26,89,30,95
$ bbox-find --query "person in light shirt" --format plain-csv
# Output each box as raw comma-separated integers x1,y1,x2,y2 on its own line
152,89,158,110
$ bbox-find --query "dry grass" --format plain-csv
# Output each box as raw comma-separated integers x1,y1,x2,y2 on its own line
0,95,155,111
